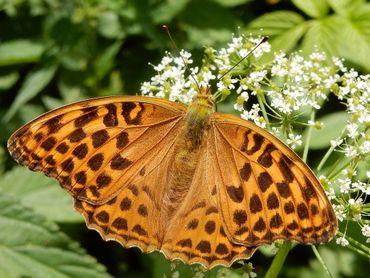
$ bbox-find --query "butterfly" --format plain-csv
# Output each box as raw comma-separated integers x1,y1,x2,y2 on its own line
7,86,337,268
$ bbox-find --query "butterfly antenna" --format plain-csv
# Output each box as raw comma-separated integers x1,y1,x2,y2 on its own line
162,25,201,93
217,36,269,82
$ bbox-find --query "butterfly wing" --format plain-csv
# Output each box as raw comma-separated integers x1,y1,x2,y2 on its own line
160,136,256,267
7,96,186,204
211,112,337,246
73,123,183,254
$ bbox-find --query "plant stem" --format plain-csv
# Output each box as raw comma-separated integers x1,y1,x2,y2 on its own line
317,127,346,171
327,159,352,180
265,241,292,278
337,231,370,256
257,94,271,131
303,110,315,163
317,145,335,171
311,246,333,278
346,244,370,259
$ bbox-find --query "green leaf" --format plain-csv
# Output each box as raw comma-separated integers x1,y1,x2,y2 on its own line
4,62,57,122
97,12,125,39
303,111,348,150
151,0,191,23
0,71,19,90
0,40,44,66
48,17,92,71
292,0,329,18
300,16,341,57
299,12,370,70
0,195,112,278
0,167,81,223
210,0,252,7
246,11,307,56
42,95,66,110
58,70,87,103
94,41,123,80
180,1,240,48
266,23,308,56
247,11,305,36
17,103,45,124
337,7,370,71
327,0,365,15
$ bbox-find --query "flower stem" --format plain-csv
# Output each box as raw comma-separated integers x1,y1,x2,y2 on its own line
303,110,315,163
362,207,370,212
257,93,271,131
317,145,335,171
265,241,292,278
337,231,370,257
317,127,346,171
327,159,352,180
311,246,333,278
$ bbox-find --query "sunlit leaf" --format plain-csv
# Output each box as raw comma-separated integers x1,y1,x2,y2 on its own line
97,12,125,39
210,0,252,7
0,195,112,278
94,40,123,80
4,62,57,122
0,167,81,222
181,0,239,47
0,40,44,66
292,0,329,18
0,71,19,90
151,0,191,23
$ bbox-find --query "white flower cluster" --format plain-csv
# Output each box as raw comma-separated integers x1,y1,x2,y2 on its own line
332,70,370,159
286,133,302,150
141,34,370,260
141,49,199,104
361,225,370,243
266,51,337,114
336,236,349,247
320,67,370,250
140,34,270,115
325,167,370,248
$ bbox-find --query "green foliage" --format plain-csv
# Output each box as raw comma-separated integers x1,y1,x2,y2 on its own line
0,39,44,66
0,167,80,222
246,0,370,71
0,195,111,278
0,0,369,277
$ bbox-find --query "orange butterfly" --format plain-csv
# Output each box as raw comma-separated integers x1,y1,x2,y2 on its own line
7,86,337,268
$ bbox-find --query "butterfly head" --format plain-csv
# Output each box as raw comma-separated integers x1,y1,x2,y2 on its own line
191,86,216,111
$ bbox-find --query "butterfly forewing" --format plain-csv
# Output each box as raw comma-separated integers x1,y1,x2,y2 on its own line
7,96,187,203
211,112,337,246
73,125,183,253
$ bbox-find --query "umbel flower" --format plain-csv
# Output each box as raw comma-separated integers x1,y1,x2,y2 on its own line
141,34,370,276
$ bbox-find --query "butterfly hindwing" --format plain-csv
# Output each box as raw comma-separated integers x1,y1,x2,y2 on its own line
161,139,256,267
7,96,187,203
211,112,337,246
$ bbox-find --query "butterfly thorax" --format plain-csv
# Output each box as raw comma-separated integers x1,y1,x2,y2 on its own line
160,88,215,228
183,86,215,150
